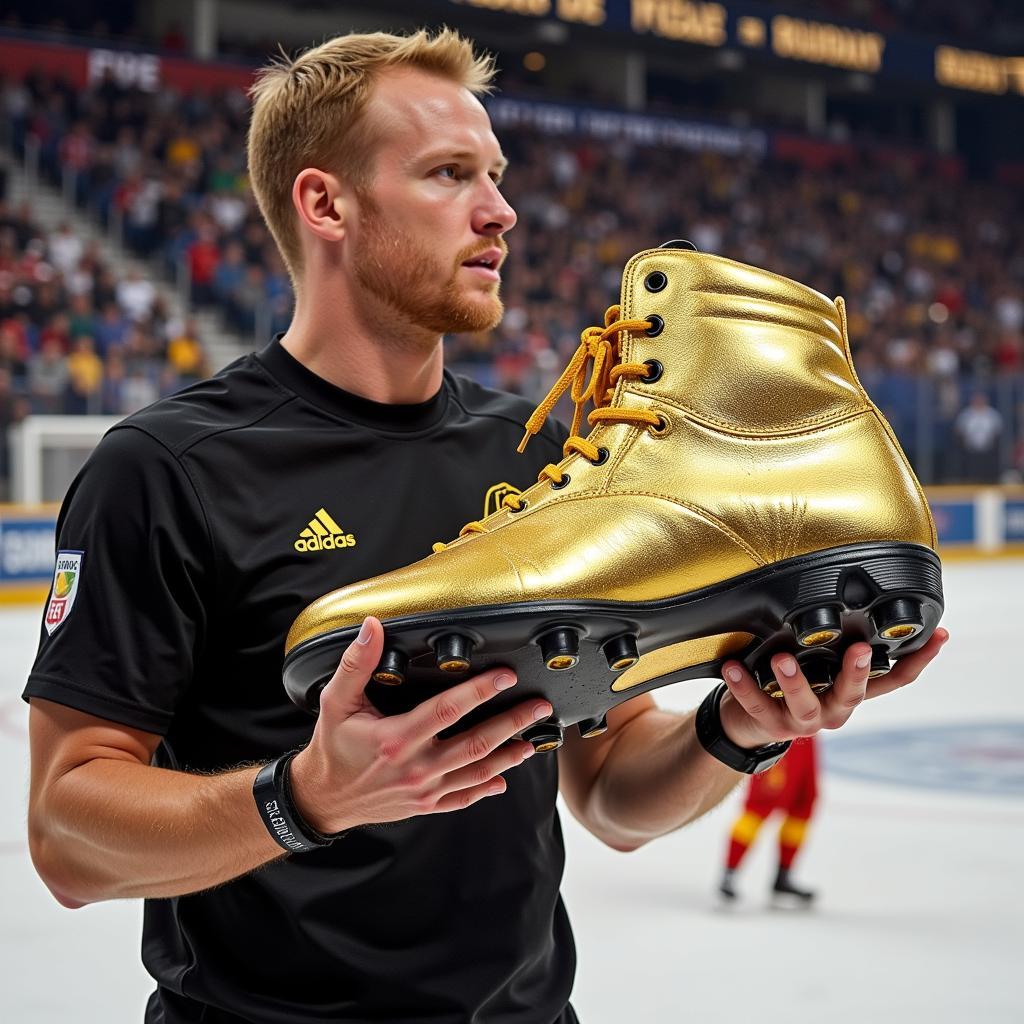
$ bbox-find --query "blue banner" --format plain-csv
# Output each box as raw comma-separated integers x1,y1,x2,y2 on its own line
1004,500,1024,544
485,96,768,155
0,516,56,584
928,499,976,546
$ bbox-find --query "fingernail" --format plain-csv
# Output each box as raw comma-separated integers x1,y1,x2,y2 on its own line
778,657,798,678
494,673,516,691
356,618,372,645
725,665,743,683
855,652,871,669
534,703,552,721
522,746,536,759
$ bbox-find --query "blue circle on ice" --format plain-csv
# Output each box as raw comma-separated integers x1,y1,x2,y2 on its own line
824,723,1024,798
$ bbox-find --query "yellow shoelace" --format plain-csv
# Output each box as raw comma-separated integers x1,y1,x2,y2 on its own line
433,305,663,552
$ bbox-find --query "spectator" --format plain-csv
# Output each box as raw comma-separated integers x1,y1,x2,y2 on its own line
209,188,247,234
0,320,28,385
115,266,157,323
165,318,208,383
64,334,104,413
100,347,126,414
94,301,130,354
188,220,220,305
121,363,158,413
212,240,247,308
0,367,29,499
28,336,70,413
124,175,163,255
67,294,98,343
229,264,266,335
47,222,83,278
954,392,1003,482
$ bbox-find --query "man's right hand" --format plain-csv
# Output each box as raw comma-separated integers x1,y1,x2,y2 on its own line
289,616,552,835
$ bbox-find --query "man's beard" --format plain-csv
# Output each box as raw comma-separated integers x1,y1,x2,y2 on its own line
353,194,505,341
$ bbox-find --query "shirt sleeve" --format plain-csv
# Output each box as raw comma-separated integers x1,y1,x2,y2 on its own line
22,425,213,735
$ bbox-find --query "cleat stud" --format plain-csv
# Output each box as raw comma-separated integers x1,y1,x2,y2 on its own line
795,607,842,648
603,634,640,671
539,627,580,671
523,722,564,752
578,714,608,739
799,657,835,696
871,598,924,642
372,648,408,686
434,633,474,673
754,662,784,699
868,645,891,679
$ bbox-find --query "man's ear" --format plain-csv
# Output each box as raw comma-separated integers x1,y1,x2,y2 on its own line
292,168,347,243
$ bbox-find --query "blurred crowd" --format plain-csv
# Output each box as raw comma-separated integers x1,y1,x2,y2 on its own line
0,197,210,486
473,134,1023,479
1,64,1022,486
0,198,210,413
3,68,292,339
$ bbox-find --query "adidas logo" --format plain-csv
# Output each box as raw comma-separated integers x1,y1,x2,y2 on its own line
295,508,357,553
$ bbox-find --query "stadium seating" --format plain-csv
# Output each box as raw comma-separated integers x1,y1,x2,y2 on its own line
1,57,1021,489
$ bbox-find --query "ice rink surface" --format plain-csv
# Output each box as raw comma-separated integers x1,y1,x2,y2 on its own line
3,559,1021,1022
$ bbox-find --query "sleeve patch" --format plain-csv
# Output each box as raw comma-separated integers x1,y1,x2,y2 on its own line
44,550,84,636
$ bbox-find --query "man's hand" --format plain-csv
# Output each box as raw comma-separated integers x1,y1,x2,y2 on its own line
718,627,949,749
289,616,543,834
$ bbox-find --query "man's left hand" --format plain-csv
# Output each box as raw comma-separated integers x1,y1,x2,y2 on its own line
718,628,949,749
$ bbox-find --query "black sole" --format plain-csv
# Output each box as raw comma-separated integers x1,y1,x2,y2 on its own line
283,542,943,749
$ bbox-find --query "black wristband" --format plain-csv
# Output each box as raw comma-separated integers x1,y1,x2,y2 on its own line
695,682,792,775
253,750,337,853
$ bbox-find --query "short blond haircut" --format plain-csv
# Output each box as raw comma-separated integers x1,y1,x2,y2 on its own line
247,28,497,286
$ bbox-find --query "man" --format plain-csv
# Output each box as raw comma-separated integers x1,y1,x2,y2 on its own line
954,391,1002,482
24,29,947,1024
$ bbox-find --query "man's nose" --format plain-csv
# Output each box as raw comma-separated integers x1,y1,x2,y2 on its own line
473,179,517,235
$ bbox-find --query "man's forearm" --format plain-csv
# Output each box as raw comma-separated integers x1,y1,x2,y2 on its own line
29,759,286,906
584,707,742,850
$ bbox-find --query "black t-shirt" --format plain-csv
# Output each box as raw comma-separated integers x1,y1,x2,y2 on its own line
24,338,578,1024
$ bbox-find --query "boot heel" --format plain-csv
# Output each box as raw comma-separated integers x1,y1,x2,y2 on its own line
751,544,943,698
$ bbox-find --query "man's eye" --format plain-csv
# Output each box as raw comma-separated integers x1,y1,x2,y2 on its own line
437,166,459,180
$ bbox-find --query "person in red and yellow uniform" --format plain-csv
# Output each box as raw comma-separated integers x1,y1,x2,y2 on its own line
719,736,819,905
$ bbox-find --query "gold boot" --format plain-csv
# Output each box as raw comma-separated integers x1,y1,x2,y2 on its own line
284,242,943,750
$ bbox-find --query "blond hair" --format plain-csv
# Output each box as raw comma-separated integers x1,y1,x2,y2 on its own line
247,28,497,286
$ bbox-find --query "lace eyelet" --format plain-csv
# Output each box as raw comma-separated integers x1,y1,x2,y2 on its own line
590,447,610,466
508,500,528,513
644,315,665,337
647,414,671,438
642,359,664,383
644,271,667,293
550,474,570,490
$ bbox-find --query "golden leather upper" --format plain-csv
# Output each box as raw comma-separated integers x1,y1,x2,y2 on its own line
287,248,936,653
619,249,866,433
